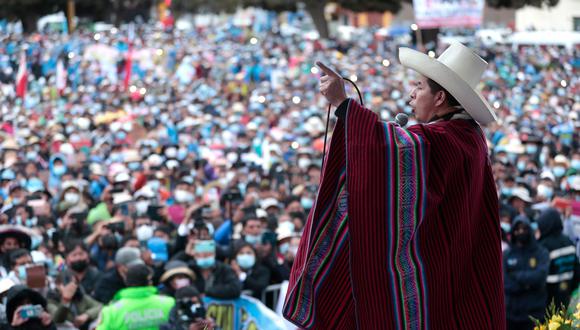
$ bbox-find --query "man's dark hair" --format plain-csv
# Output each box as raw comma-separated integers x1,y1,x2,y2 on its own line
125,264,152,287
64,239,89,255
9,249,30,268
426,79,460,107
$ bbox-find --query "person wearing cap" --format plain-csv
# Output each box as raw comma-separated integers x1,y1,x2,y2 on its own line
96,264,175,330
507,186,534,221
536,208,580,308
159,260,196,297
504,215,549,330
288,44,505,328
92,247,144,304
189,240,241,300
5,285,56,330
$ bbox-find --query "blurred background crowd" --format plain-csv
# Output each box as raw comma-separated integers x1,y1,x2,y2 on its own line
0,4,578,330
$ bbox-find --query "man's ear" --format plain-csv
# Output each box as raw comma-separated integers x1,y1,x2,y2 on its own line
434,90,446,107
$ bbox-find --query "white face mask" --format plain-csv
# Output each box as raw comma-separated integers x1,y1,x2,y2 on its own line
64,192,80,204
136,225,154,242
175,189,194,203
298,158,311,170
135,200,150,215
173,277,191,289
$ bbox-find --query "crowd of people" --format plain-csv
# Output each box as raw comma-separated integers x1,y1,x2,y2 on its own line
0,12,578,330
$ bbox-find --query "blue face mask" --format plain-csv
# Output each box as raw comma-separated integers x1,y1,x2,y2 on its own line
501,187,512,197
53,166,66,176
571,159,580,171
500,222,511,233
26,151,37,161
197,256,215,269
279,242,290,254
526,145,538,155
244,234,261,245
236,254,256,269
517,161,526,172
301,198,314,210
128,162,141,171
553,166,566,177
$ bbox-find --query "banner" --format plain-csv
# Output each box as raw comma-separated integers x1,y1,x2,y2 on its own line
203,295,287,330
412,0,484,29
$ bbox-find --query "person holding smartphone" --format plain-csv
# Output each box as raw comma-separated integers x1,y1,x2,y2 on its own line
4,285,56,330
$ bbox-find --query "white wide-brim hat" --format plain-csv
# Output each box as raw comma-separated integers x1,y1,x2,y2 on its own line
398,42,497,125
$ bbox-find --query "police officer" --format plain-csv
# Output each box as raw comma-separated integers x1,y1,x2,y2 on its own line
96,264,175,330
504,215,550,330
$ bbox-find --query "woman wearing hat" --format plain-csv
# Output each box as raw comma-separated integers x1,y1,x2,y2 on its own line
159,260,196,297
285,43,505,329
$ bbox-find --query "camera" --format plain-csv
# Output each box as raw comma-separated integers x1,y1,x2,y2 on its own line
177,299,206,324
19,304,43,319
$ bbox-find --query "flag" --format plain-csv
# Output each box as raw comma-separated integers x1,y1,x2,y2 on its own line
56,59,67,94
123,45,132,91
16,51,27,99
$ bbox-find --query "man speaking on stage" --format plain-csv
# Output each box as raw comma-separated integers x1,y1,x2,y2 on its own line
283,43,506,329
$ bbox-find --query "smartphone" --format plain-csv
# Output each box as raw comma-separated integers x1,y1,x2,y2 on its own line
106,221,125,233
19,304,43,319
25,265,47,289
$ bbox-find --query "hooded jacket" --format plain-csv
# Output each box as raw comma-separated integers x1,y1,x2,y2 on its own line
3,285,56,330
48,154,67,192
537,208,580,307
503,216,550,322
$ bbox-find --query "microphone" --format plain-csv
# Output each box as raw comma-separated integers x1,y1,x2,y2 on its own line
394,113,409,127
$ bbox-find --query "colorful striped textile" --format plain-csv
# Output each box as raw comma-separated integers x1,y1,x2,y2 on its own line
284,100,505,329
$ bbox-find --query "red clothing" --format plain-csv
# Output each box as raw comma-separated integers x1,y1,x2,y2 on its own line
284,100,505,329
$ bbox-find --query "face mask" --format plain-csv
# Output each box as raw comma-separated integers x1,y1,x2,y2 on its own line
12,198,21,206
553,166,566,177
516,161,526,172
135,200,149,215
236,254,256,269
141,148,151,157
537,184,553,199
70,260,89,272
526,145,538,155
501,187,512,197
177,148,188,161
64,192,80,204
298,158,311,169
244,234,261,245
14,215,23,225
136,225,154,242
53,166,66,176
196,256,215,269
571,159,580,171
513,233,530,245
500,222,511,233
539,153,547,166
26,151,38,160
149,180,160,191
301,197,314,210
17,265,28,281
174,278,191,289
31,235,42,249
279,242,290,254
165,148,177,159
174,189,194,203
128,162,141,171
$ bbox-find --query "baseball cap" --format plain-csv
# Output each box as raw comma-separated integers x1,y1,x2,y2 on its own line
115,247,144,267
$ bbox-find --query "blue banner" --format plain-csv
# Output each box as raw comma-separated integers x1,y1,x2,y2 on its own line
203,295,287,330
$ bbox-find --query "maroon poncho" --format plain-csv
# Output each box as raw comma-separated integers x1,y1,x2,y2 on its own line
283,100,505,329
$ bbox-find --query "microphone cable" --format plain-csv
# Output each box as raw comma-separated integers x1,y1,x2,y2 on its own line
320,77,363,171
